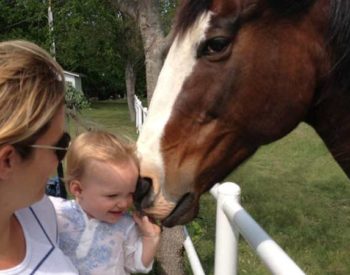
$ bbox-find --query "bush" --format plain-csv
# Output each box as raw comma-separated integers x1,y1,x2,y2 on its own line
65,85,90,111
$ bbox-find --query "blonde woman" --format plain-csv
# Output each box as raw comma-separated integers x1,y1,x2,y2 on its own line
50,131,160,275
0,40,78,274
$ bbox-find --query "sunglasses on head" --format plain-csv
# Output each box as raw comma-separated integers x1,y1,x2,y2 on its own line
29,132,71,162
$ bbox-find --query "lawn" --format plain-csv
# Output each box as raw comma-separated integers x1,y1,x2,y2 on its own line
75,99,137,140
76,100,350,275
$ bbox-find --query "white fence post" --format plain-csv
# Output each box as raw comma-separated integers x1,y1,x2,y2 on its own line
183,227,206,275
211,183,240,275
134,95,147,133
221,199,305,275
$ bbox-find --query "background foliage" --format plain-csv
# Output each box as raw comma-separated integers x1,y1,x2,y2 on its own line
65,85,90,111
0,0,177,100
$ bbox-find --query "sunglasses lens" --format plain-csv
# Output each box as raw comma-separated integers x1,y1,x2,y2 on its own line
55,133,71,162
56,150,67,162
57,133,71,148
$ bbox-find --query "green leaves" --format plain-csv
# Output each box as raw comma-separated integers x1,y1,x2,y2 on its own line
65,85,90,111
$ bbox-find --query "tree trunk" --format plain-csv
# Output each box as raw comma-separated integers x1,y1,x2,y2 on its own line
125,59,136,122
109,0,166,103
136,0,165,104
156,226,185,275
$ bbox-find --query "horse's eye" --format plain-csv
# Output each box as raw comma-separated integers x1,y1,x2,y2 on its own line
201,37,231,56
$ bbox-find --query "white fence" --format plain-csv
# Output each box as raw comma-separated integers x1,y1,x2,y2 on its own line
134,95,148,133
133,96,305,275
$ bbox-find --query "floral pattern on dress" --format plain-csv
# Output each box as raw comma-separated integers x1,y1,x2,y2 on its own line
49,197,152,275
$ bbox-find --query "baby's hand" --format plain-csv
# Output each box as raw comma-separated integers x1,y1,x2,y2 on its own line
132,212,161,238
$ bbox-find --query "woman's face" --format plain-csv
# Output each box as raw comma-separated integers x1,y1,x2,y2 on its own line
14,105,66,206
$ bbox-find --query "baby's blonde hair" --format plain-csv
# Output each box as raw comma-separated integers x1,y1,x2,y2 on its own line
0,40,65,150
66,131,138,184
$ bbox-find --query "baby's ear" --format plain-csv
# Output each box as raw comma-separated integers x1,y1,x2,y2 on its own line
69,180,83,197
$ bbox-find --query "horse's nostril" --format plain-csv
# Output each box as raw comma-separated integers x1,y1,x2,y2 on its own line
133,177,152,203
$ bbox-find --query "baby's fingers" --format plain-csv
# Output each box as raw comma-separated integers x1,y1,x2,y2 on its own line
133,212,150,226
132,212,142,224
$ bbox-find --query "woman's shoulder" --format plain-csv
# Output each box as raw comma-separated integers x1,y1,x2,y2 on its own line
15,196,58,244
12,197,78,274
31,195,55,214
24,195,57,237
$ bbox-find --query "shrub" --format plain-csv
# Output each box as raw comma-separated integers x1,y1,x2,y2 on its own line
65,85,90,111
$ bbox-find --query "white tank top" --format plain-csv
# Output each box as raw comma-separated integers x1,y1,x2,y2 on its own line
0,196,78,275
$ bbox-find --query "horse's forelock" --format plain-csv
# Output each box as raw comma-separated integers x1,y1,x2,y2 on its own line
174,0,316,38
175,0,212,36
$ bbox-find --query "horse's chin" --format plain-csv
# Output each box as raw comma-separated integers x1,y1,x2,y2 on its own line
161,192,199,227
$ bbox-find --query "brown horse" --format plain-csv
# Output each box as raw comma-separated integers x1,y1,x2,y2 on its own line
135,0,350,227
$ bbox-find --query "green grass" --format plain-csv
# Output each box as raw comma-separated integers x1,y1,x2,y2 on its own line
191,124,350,275
76,100,350,275
69,99,137,140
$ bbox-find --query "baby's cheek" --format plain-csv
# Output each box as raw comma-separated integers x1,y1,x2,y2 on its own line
128,197,134,207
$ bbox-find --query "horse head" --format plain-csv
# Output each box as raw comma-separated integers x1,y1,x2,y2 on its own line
135,0,345,227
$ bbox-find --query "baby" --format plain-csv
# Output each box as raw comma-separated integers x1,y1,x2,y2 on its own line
50,130,160,275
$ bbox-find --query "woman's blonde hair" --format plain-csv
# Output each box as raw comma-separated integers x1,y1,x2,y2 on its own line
0,40,65,151
66,131,138,184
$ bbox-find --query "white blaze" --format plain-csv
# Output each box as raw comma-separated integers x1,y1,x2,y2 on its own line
137,12,212,185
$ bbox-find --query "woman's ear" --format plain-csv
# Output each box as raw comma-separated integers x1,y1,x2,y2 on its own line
0,145,17,180
69,179,83,197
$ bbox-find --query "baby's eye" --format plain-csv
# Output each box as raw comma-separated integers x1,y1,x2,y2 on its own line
106,194,119,198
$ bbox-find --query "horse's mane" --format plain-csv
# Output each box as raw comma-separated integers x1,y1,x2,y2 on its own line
328,0,350,92
268,0,350,93
174,0,317,36
268,0,316,15
267,0,350,93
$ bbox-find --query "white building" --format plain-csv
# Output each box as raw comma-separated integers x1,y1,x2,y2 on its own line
64,70,83,91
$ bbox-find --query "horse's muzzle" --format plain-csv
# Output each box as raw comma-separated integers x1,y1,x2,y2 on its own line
162,192,198,227
134,177,198,226
133,177,154,210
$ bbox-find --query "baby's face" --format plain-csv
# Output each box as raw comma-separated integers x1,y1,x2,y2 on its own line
77,159,139,224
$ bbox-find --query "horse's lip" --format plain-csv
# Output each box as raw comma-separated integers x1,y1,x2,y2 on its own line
162,192,197,227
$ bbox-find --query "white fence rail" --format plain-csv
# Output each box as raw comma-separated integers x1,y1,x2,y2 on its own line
210,183,305,275
183,227,205,275
134,95,148,133
133,96,305,275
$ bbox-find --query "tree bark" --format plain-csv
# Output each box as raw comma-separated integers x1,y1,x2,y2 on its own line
156,226,185,275
109,0,166,103
125,59,136,122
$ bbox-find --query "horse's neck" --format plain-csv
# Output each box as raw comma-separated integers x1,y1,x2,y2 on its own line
307,90,350,178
